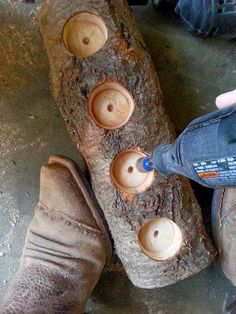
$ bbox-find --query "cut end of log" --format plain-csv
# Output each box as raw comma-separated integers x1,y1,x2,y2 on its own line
138,217,183,261
63,12,108,57
88,81,135,129
110,149,155,194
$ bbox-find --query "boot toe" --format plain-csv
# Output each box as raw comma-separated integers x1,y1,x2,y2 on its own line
39,163,97,228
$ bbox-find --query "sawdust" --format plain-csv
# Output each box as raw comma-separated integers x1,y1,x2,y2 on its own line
0,121,21,256
0,1,42,97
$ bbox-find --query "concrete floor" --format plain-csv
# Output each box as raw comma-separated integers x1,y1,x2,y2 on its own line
0,1,236,313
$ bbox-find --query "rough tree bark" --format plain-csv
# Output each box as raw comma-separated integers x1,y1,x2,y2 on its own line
38,0,215,288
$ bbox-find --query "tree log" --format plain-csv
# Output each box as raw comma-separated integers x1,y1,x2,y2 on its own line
38,0,215,288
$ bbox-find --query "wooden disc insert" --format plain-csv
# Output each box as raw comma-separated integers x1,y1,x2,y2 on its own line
88,82,135,129
138,217,183,261
63,12,108,57
110,149,155,194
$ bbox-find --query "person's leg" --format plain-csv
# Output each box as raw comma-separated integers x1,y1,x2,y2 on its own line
1,155,112,314
175,0,217,37
153,0,236,39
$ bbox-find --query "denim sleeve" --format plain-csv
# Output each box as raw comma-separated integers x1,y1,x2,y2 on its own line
152,104,236,188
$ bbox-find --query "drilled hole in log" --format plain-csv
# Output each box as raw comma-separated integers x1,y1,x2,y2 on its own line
110,149,155,194
88,81,135,129
82,37,90,45
128,166,134,173
63,12,108,57
107,104,113,112
153,230,159,238
138,217,183,261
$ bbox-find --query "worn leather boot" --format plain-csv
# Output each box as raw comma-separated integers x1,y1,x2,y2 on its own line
212,188,236,286
1,155,112,314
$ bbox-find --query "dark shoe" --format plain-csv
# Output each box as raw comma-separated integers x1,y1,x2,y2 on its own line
153,0,179,10
225,299,236,314
1,155,112,314
127,0,148,5
212,188,236,285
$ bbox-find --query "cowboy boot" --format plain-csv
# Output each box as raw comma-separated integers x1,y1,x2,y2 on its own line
1,155,112,314
212,188,236,286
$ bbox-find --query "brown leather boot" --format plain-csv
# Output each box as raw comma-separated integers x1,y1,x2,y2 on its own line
1,155,112,314
212,188,236,286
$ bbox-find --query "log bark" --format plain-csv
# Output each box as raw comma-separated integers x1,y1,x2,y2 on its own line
38,0,215,288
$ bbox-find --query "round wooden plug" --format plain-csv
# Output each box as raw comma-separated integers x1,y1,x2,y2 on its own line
110,149,155,194
138,217,183,261
63,12,108,57
88,82,135,130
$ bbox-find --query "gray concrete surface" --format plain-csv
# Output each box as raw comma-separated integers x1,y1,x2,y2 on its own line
0,1,236,313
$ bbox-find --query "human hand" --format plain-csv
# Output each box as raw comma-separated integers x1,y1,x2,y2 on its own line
216,89,236,109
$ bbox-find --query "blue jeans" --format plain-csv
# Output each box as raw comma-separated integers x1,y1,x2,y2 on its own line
153,104,236,188
175,0,236,39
